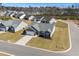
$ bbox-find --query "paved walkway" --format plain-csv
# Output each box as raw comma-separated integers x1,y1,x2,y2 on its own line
15,35,33,46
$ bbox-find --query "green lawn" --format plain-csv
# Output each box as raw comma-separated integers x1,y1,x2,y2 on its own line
27,21,70,51
0,30,24,43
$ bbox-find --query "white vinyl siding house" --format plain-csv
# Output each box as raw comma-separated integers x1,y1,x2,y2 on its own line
28,16,35,21
23,21,56,38
49,18,56,24
15,21,28,32
19,14,26,19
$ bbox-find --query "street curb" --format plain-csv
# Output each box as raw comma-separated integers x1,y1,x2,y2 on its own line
26,20,72,53
0,51,14,56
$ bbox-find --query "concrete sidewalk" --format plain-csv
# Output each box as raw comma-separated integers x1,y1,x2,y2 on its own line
15,35,33,46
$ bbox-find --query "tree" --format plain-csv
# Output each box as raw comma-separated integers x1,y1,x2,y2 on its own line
71,5,74,8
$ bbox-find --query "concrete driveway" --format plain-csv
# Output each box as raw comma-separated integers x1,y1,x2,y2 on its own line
15,35,33,46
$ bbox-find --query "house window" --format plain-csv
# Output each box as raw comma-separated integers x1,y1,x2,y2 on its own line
39,31,45,37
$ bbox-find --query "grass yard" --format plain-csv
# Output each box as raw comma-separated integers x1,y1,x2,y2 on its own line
0,16,12,20
0,30,24,43
27,21,70,51
0,53,9,56
23,20,33,25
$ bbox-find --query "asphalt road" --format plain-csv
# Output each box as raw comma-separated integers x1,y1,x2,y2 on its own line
0,22,79,56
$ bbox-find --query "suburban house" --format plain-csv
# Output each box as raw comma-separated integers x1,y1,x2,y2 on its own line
28,15,44,23
24,15,30,20
5,11,13,16
22,21,56,38
10,12,17,17
19,14,26,19
0,23,6,31
12,13,18,18
41,16,53,23
0,11,7,16
31,16,43,22
16,13,26,19
0,20,28,32
36,16,44,23
49,17,56,24
28,16,35,21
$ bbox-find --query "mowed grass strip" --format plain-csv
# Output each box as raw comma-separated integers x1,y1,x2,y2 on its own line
0,30,24,43
27,21,70,51
0,53,9,56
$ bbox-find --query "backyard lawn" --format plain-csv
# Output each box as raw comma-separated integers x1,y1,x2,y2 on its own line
27,21,70,51
0,30,24,43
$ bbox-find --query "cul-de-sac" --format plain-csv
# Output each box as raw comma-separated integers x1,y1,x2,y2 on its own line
0,3,79,56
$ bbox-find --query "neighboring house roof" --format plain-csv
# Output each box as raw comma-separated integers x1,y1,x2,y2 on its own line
49,18,56,24
0,11,6,16
11,20,23,28
0,20,23,28
1,20,13,27
30,22,55,33
19,14,26,19
10,12,16,17
4,11,8,16
6,11,13,16
12,20,22,28
29,16,35,20
0,23,6,28
9,12,14,16
42,16,53,21
24,15,30,19
34,16,43,21
17,13,24,17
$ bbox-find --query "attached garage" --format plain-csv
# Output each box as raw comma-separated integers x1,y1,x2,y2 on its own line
26,30,35,36
39,31,50,38
8,26,15,33
22,29,36,36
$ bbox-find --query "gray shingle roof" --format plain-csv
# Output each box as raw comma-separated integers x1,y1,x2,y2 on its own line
42,16,53,21
12,20,22,28
0,20,22,28
34,16,43,21
31,22,55,32
1,20,13,27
